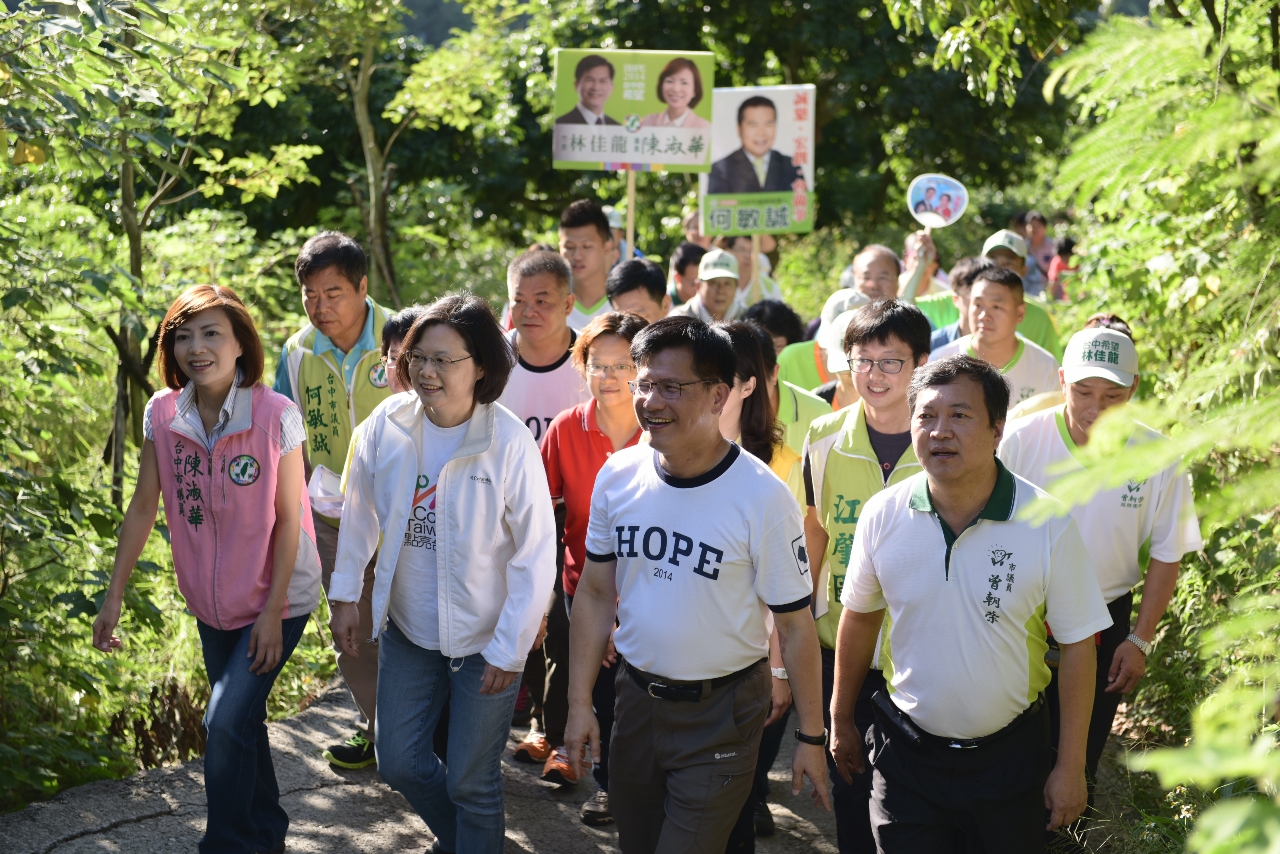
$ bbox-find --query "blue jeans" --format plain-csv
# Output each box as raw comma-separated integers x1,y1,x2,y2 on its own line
376,620,521,854
197,613,309,854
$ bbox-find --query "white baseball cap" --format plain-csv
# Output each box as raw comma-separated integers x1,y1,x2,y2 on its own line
1062,328,1138,387
819,309,859,374
698,248,739,281
983,229,1028,259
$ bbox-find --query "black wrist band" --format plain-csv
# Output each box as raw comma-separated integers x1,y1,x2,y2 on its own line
794,728,829,746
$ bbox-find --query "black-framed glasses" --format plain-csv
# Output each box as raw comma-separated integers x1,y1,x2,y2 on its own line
406,352,473,372
848,358,907,374
628,379,715,400
586,363,637,377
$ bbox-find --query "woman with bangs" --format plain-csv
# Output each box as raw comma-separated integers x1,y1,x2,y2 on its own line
93,284,320,854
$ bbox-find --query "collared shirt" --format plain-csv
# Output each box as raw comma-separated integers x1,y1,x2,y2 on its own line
311,298,379,389
842,460,1110,739
748,150,772,186
576,101,607,125
999,406,1202,601
143,370,305,455
931,333,1061,404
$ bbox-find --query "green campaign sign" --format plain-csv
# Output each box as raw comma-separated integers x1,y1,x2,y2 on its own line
700,84,817,235
552,49,715,172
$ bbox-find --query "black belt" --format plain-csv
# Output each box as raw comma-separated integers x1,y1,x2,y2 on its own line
624,658,765,702
872,690,1045,750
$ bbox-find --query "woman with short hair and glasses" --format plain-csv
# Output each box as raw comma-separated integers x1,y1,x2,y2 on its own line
534,310,648,826
329,294,556,854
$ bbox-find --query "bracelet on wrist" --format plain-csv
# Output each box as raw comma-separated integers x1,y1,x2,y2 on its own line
1126,633,1152,657
771,667,788,680
794,727,829,747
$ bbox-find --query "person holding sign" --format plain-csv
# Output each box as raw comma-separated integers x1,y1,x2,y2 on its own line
640,58,711,129
708,96,806,194
555,55,620,126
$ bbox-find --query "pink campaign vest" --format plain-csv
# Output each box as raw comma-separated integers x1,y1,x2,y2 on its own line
150,383,322,630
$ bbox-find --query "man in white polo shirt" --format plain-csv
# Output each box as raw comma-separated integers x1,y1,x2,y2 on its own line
565,316,830,853
999,322,1202,805
931,265,1060,404
831,354,1111,851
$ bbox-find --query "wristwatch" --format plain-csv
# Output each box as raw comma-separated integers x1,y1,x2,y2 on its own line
771,667,789,680
1126,633,1152,657
794,728,829,746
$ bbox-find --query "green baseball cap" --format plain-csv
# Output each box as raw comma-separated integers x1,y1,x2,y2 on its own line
1063,328,1138,387
698,248,739,281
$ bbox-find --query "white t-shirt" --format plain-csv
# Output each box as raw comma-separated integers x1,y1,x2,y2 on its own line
568,295,612,332
932,334,1061,403
388,416,469,649
842,465,1111,739
498,330,590,444
998,407,1203,602
585,443,815,680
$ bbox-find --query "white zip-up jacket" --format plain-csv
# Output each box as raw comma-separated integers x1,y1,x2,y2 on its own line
329,394,555,673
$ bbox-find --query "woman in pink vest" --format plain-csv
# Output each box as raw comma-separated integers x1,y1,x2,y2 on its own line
92,285,321,854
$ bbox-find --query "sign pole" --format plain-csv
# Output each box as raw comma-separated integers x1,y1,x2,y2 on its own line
749,232,762,304
626,168,637,262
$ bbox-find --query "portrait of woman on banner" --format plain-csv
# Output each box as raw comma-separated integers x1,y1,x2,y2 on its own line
640,58,711,129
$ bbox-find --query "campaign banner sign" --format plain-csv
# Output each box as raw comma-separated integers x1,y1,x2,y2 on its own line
552,48,714,172
700,84,816,235
907,173,968,228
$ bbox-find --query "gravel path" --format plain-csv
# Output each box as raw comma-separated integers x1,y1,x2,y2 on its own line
0,681,837,853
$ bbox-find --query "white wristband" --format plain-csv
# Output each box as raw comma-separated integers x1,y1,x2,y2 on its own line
771,667,788,680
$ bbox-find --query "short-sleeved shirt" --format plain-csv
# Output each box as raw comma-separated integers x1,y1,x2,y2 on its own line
778,380,830,456
569,295,613,332
585,443,814,681
498,330,590,444
913,295,1063,360
932,334,1061,404
777,340,831,394
842,462,1111,739
542,400,642,596
998,407,1203,602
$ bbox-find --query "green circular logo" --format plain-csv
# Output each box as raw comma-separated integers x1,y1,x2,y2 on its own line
229,454,261,486
369,363,389,388
624,114,642,133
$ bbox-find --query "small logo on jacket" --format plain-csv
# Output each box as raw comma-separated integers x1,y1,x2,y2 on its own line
714,751,738,759
470,475,493,484
229,455,260,486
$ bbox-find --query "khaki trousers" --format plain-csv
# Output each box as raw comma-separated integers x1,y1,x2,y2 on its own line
610,659,770,854
314,511,379,736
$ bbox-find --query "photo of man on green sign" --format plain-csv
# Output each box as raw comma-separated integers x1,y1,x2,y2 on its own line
701,84,817,236
552,48,715,172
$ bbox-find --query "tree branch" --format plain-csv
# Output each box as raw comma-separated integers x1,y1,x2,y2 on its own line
1201,0,1223,40
382,109,417,162
1165,0,1190,21
102,325,156,397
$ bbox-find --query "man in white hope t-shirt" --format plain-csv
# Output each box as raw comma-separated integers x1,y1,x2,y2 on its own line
564,316,830,852
559,199,617,331
999,322,1202,806
931,265,1060,404
831,354,1110,851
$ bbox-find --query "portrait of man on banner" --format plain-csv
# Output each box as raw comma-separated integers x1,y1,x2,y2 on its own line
555,54,621,126
707,95,806,194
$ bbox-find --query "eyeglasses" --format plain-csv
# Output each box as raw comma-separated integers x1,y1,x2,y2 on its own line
627,379,715,400
405,352,473,371
586,363,636,377
848,358,907,374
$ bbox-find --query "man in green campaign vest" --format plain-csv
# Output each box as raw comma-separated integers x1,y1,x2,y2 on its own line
801,299,930,853
273,231,392,770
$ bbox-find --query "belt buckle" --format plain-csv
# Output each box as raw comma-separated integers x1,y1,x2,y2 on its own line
647,682,666,699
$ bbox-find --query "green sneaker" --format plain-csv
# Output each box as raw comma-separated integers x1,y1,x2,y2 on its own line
322,731,376,769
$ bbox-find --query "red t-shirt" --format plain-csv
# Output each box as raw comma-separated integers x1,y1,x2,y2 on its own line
541,399,641,596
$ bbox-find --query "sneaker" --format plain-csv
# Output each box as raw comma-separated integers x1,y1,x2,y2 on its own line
581,789,613,826
754,799,775,836
322,731,376,769
513,731,552,763
540,745,580,786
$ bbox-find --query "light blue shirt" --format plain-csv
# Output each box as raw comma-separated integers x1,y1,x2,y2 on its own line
273,298,378,400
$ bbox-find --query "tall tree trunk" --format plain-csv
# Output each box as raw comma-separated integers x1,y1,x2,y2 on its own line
351,41,403,309
113,118,145,511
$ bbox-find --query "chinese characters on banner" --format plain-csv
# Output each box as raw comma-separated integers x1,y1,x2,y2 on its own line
700,84,817,236
551,48,715,172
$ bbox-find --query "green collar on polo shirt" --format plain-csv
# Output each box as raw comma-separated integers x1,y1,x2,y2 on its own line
910,459,1017,579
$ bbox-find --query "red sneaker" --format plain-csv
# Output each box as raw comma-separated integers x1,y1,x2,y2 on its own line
513,731,552,763
541,745,580,786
